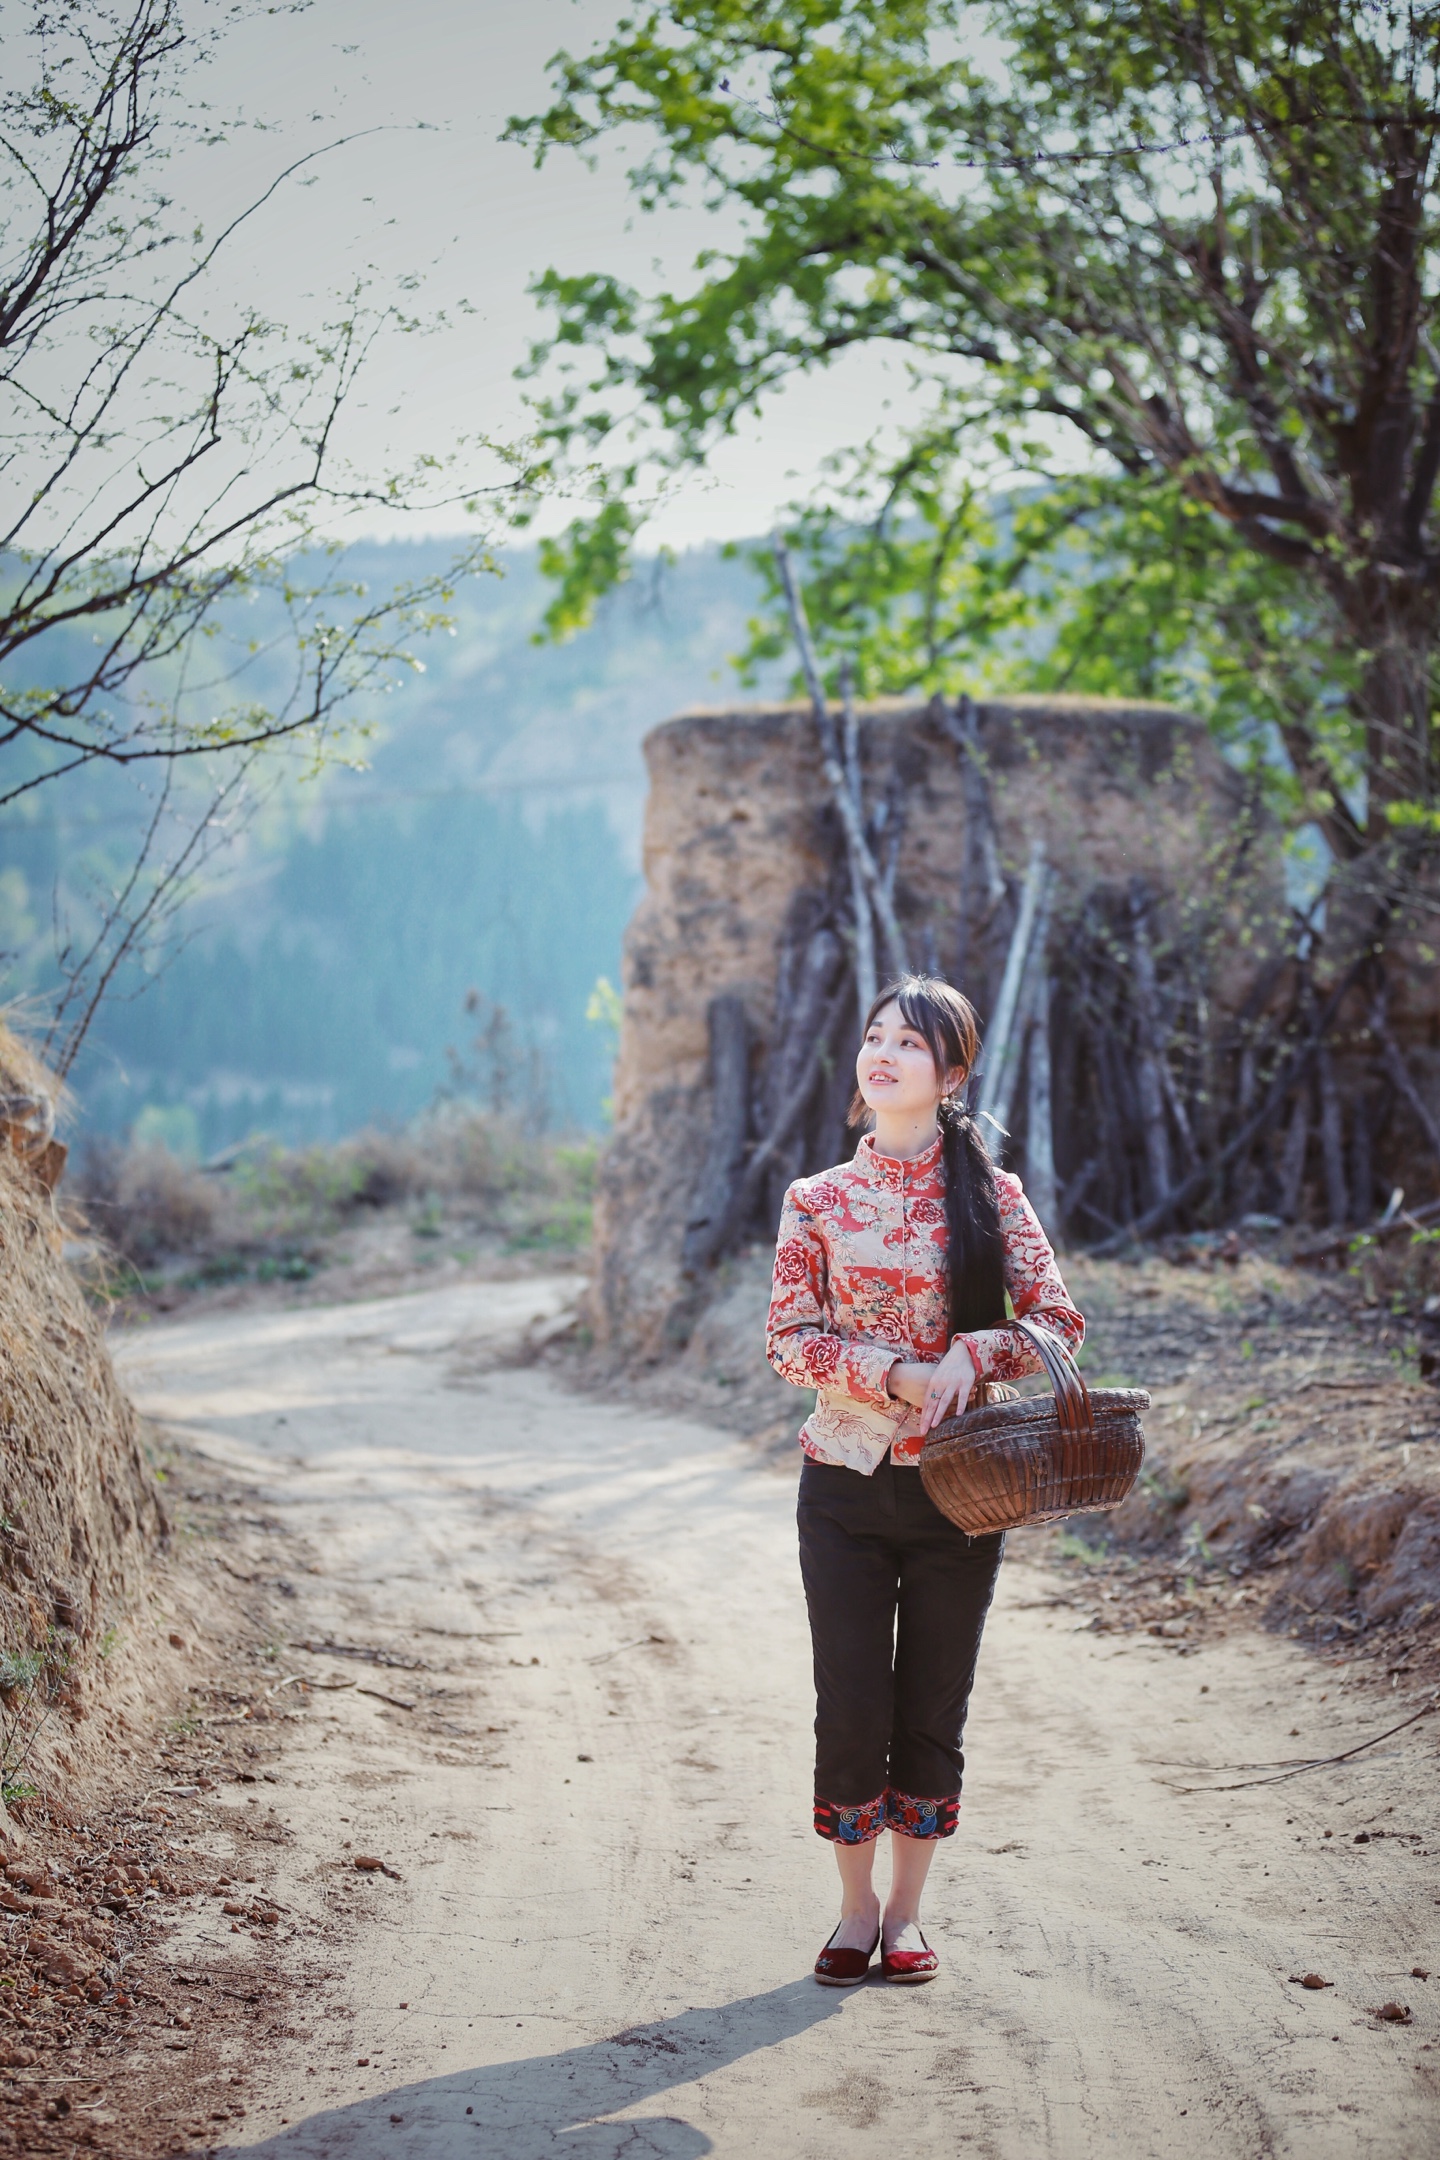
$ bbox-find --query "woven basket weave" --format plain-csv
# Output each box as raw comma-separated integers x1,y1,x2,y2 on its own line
920,1317,1149,1536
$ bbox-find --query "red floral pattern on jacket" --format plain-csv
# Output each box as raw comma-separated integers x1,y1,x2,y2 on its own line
766,1132,1084,1475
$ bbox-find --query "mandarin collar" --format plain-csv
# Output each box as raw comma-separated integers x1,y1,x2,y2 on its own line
856,1130,945,1189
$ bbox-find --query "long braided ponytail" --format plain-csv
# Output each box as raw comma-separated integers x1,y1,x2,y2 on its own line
850,974,1006,1336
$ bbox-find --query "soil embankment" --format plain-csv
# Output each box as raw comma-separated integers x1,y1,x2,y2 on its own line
1064,1245,1440,1655
35,1264,1430,2160
0,1028,169,1825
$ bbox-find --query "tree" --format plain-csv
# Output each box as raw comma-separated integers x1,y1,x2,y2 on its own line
0,0,532,1067
511,0,1440,861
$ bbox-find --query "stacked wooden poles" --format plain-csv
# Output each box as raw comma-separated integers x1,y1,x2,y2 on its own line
770,537,907,1007
681,995,751,1272
680,663,1437,1278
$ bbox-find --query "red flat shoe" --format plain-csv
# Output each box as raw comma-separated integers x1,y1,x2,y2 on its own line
881,1931,938,1984
813,1923,881,1987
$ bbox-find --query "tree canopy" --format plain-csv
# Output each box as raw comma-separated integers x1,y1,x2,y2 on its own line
512,0,1440,859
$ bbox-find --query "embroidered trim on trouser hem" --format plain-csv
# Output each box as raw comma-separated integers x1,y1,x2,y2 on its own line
886,1789,960,1839
813,1793,888,1844
813,1790,960,1842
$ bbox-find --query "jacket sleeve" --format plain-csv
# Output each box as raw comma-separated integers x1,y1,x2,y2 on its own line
766,1182,899,1411
953,1173,1085,1384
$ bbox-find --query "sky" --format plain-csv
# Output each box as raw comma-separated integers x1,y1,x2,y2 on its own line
167,0,931,549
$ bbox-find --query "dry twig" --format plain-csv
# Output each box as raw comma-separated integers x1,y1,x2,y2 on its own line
1154,1698,1438,1793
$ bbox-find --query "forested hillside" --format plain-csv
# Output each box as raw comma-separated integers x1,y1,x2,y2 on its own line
2,540,772,1150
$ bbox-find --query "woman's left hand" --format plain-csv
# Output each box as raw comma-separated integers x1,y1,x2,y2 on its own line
918,1340,979,1433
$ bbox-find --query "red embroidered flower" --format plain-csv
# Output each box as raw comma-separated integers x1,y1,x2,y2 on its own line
909,1196,945,1225
805,1180,841,1212
772,1239,812,1286
804,1335,842,1382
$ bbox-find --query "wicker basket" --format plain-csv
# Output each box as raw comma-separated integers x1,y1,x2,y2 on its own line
920,1317,1149,1536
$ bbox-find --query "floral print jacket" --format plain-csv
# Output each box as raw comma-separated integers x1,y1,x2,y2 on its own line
766,1131,1084,1476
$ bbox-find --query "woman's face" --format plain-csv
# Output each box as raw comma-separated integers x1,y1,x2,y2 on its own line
854,1001,964,1123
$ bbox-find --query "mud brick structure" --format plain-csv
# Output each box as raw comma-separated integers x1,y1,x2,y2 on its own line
593,694,1265,1360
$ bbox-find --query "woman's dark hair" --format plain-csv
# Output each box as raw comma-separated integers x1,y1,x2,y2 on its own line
849,974,1006,1335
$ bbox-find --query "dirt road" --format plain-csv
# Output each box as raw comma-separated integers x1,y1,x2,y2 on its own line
112,1278,1439,2159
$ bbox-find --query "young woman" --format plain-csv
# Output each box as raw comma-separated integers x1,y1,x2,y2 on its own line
766,974,1084,1986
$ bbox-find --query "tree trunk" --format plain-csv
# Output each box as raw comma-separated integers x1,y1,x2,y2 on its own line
1315,1044,1348,1229
1348,1087,1374,1225
1278,1089,1310,1224
1060,1156,1106,1235
948,695,1008,1004
772,538,908,976
1230,1039,1261,1218
1128,878,1174,1209
839,659,877,1019
1024,960,1058,1236
1048,970,1081,1217
812,980,862,1171
1091,1013,1139,1229
682,995,751,1270
870,755,911,983
976,841,1047,1136
1356,607,1434,835
765,924,843,1227
1370,999,1440,1171
706,974,856,1263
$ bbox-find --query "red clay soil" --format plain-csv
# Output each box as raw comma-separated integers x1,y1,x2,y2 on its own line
0,1440,358,2160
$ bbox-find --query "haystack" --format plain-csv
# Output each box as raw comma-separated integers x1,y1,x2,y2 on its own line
0,1026,166,1811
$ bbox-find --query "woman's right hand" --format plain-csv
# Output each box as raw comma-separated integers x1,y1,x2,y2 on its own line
885,1360,934,1410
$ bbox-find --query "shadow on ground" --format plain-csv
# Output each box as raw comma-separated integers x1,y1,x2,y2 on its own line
207,1981,849,2159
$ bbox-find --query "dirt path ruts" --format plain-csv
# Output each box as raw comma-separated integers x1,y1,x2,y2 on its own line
112,1279,1440,2159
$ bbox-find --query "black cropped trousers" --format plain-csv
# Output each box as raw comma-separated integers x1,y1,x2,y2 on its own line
796,1451,1005,1843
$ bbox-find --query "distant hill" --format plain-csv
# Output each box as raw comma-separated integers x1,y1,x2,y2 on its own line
2,539,778,1150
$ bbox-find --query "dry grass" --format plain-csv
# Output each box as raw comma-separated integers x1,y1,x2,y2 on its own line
80,1144,220,1267
0,1026,166,1812
71,1108,599,1303
0,1020,64,1116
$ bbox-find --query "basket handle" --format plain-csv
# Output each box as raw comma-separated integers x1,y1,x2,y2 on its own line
1011,1317,1095,1444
